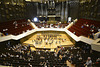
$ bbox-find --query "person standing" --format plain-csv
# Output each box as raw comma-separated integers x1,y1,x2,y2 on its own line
84,57,92,67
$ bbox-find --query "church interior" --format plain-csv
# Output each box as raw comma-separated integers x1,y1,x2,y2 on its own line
0,0,100,67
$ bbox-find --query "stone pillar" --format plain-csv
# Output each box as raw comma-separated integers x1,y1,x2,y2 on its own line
61,2,64,22
65,1,68,22
37,3,39,16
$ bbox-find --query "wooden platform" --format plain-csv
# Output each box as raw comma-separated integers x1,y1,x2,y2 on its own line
23,31,74,51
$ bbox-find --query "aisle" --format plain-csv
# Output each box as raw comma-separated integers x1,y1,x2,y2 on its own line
66,61,75,67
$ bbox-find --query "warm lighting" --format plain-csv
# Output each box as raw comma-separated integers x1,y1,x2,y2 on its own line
45,2,46,4
39,16,42,17
25,0,31,1
28,19,31,22
57,0,58,2
53,1,54,3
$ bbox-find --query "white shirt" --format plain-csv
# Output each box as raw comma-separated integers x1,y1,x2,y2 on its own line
85,60,92,67
98,29,100,32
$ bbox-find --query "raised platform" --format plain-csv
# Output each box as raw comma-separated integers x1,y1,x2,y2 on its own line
23,31,74,50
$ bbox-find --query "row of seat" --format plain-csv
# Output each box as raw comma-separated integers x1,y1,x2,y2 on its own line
68,18,100,37
0,19,33,35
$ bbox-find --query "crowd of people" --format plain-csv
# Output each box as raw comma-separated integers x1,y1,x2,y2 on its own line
57,44,100,67
0,42,68,67
0,40,100,67
35,22,68,28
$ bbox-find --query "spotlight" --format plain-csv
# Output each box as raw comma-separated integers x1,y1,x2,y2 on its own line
33,17,38,22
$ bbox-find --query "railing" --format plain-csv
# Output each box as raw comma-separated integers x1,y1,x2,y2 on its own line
0,27,65,42
30,22,38,29
94,32,100,39
92,38,100,52
0,21,100,52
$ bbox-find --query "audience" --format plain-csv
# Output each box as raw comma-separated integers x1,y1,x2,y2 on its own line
35,22,68,28
0,40,100,67
56,44,100,67
0,43,68,67
69,19,100,39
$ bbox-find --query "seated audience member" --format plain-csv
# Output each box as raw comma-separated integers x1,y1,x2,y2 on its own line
5,32,9,36
96,58,100,62
40,62,44,66
78,56,83,62
62,54,67,63
86,24,89,27
54,52,57,57
98,28,100,32
90,29,94,32
73,32,76,34
0,32,5,36
84,57,92,67
84,23,89,27
94,58,100,67
90,24,95,29
89,34,94,39
81,25,84,28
